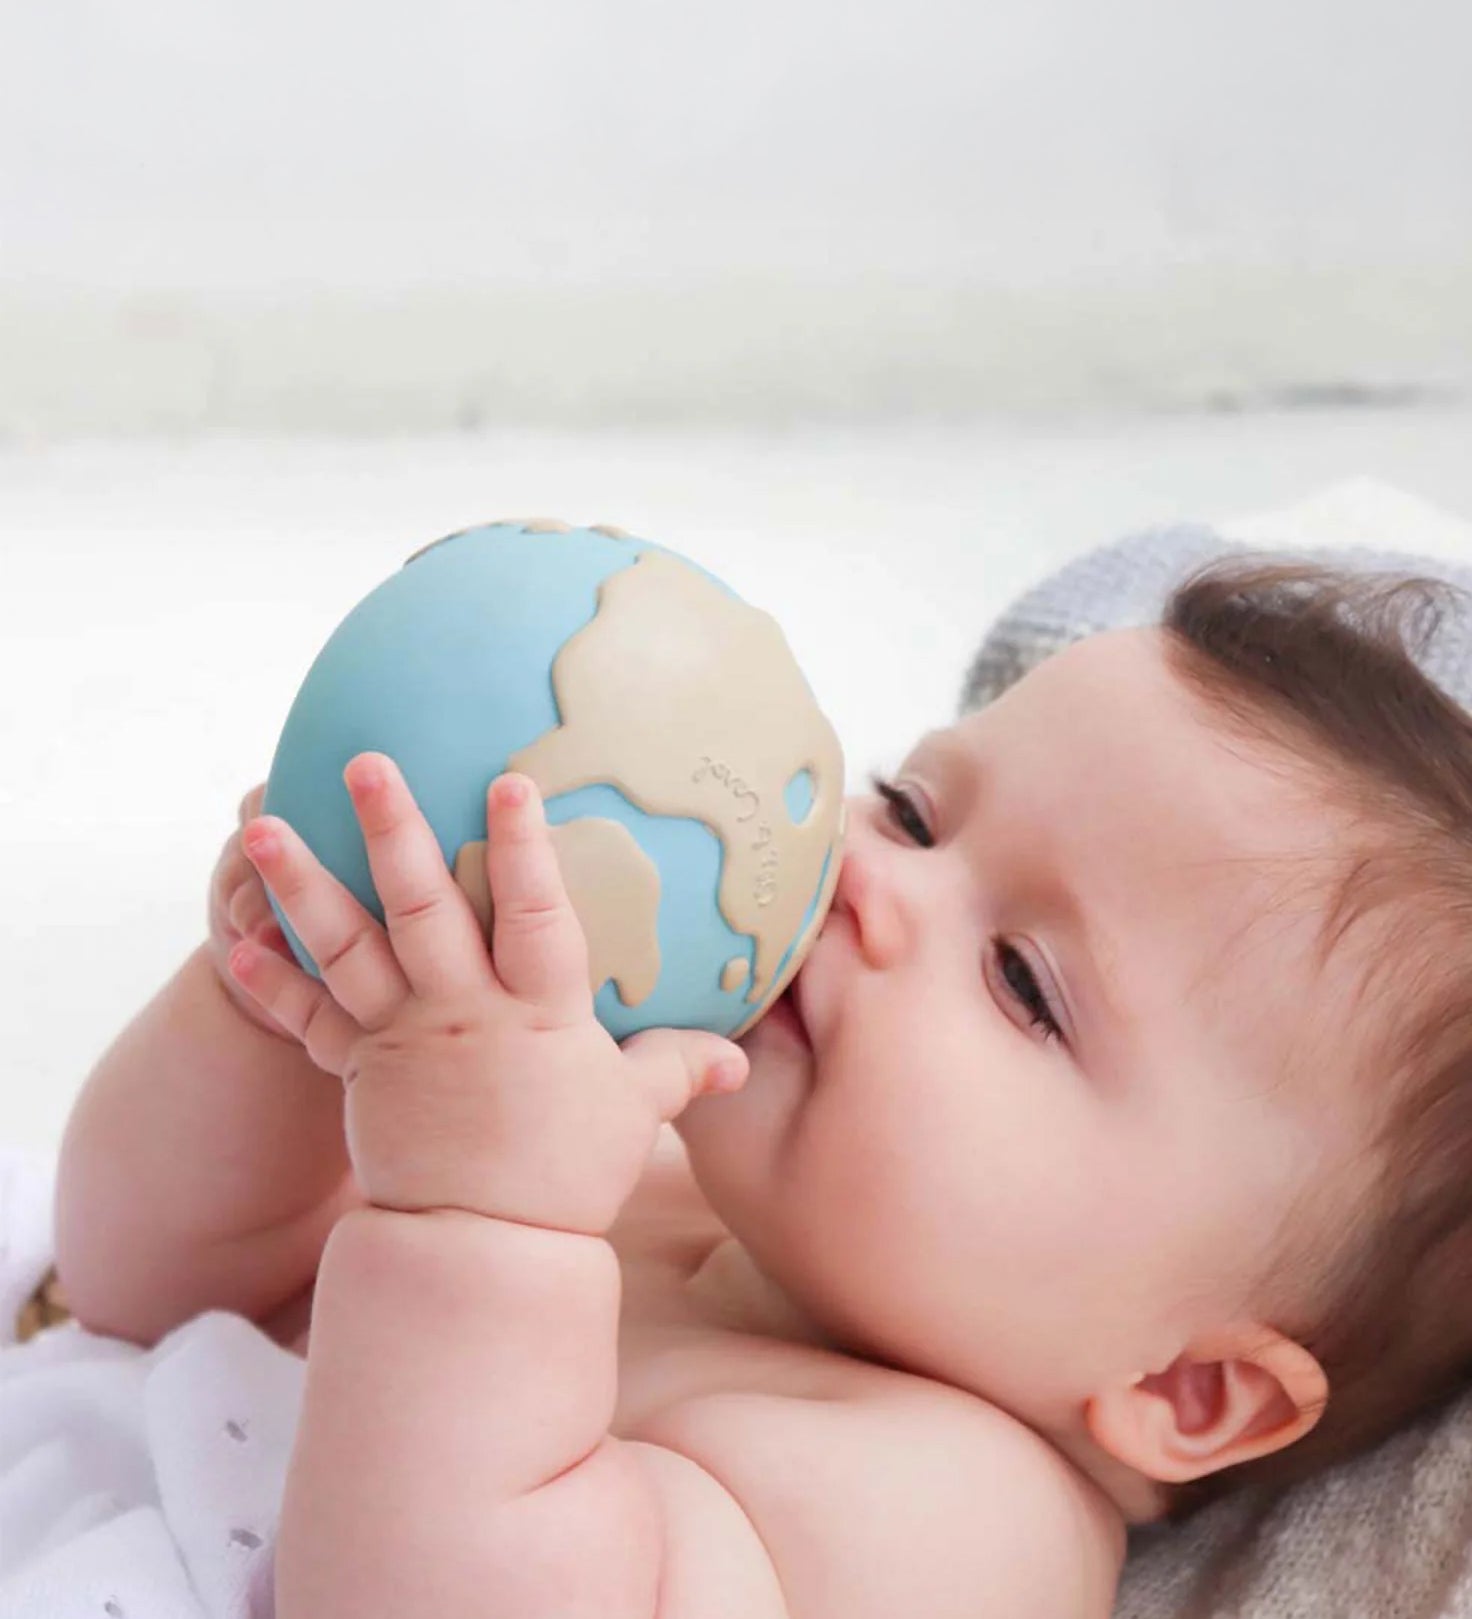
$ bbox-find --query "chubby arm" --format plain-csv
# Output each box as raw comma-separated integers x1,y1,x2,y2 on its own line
239,758,1106,1619
275,1205,666,1619
54,943,357,1346
229,757,749,1618
279,1204,1107,1619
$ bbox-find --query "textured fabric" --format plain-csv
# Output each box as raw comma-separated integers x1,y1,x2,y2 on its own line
957,524,1472,721
0,1146,302,1618
957,512,1472,1618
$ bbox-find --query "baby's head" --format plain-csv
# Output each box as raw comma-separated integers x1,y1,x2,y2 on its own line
676,552,1472,1529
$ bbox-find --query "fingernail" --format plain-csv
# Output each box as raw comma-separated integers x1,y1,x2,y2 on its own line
496,775,528,809
346,758,385,796
708,1059,747,1092
243,825,277,859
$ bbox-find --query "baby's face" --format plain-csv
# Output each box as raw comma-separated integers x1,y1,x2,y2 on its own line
676,626,1371,1431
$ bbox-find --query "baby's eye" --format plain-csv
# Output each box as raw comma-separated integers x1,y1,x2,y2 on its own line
989,941,1066,1045
871,772,1066,1047
869,773,933,847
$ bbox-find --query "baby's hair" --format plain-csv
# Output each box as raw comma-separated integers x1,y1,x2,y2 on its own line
1154,553,1472,1526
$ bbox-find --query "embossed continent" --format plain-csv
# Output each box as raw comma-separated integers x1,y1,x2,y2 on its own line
455,815,664,1013
453,543,845,1037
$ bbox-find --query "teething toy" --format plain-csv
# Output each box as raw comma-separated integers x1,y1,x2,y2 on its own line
262,518,846,1040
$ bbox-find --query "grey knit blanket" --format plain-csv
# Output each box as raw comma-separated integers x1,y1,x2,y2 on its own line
960,523,1472,720
960,522,1472,1618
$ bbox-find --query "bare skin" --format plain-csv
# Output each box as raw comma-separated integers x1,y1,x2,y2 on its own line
57,624,1370,1617
255,1125,1128,1616
223,739,1137,1617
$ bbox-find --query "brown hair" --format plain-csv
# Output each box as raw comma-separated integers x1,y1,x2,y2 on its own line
1154,552,1472,1525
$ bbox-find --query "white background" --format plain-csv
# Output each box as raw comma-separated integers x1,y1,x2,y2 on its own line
3,0,1471,430
3,0,1472,1151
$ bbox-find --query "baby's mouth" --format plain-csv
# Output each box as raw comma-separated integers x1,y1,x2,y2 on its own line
762,980,812,1052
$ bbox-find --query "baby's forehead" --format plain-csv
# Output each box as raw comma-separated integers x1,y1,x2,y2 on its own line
965,627,1331,839
971,626,1224,755
967,628,1382,1044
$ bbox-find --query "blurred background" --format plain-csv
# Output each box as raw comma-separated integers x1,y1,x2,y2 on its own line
3,0,1471,1148
6,0,1472,430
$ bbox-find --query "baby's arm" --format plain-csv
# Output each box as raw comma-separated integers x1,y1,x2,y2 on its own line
53,794,360,1347
279,1205,661,1617
241,760,1101,1619
227,761,728,1616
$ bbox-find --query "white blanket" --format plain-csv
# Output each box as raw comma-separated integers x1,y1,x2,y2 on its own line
0,1146,305,1618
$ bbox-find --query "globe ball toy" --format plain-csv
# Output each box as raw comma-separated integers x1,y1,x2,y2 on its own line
262,517,847,1043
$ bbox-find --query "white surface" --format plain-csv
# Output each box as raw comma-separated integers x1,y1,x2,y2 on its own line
5,408,1472,1152
4,0,1471,428
12,0,1470,287
0,1147,300,1615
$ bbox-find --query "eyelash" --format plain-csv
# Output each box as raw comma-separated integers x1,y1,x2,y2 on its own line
868,771,1065,1046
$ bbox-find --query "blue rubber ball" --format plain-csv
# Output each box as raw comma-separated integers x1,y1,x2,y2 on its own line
262,518,846,1041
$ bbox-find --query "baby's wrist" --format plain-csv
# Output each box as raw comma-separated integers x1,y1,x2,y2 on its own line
344,1081,629,1234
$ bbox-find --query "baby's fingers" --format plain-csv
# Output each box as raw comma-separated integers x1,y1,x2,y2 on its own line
238,782,267,827
621,1026,750,1123
242,812,411,1029
344,754,495,1003
227,937,360,1079
208,783,269,939
225,856,274,938
485,774,593,1022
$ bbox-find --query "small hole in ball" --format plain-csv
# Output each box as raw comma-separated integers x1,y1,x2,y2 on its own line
783,768,816,825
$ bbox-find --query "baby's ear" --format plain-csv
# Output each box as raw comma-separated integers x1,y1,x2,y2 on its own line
1083,1324,1328,1485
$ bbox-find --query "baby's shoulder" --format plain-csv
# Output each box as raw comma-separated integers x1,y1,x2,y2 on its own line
632,1366,1125,1619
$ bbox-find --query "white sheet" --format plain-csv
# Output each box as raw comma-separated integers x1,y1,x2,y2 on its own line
0,1146,304,1618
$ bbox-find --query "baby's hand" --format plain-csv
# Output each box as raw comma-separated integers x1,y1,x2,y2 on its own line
225,755,749,1231
206,782,302,1041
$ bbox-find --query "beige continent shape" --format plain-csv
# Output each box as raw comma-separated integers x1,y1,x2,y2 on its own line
508,543,844,1036
454,817,664,1011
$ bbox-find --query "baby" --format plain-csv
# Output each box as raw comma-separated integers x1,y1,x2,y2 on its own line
47,551,1472,1617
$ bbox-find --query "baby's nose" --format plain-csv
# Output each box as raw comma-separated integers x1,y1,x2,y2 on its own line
830,841,908,970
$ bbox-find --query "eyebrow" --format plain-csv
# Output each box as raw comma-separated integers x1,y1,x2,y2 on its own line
914,729,1134,1056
